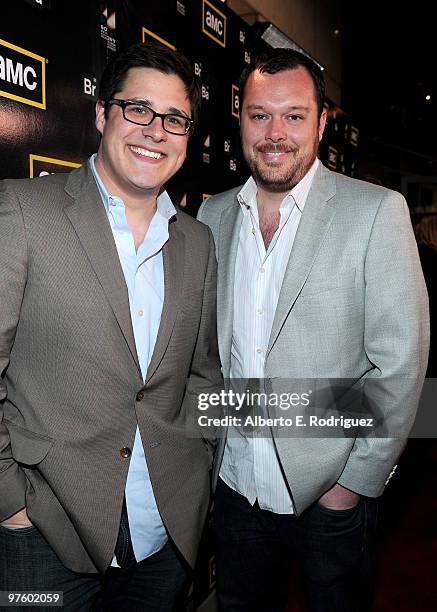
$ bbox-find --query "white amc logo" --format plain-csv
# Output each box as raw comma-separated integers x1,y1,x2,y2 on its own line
0,57,37,90
202,0,226,48
0,38,46,109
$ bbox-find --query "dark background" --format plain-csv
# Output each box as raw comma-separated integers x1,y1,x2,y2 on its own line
1,2,436,610
341,0,436,186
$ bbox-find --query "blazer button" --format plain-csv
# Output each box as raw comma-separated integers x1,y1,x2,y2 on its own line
136,390,145,401
120,447,131,459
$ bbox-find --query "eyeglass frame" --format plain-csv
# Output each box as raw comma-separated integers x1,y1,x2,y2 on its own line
106,98,194,135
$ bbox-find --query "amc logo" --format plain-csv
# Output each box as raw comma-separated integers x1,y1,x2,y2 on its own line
142,27,176,51
0,38,46,109
231,85,239,118
327,146,337,170
25,0,51,8
29,154,81,178
350,126,359,147
202,0,226,48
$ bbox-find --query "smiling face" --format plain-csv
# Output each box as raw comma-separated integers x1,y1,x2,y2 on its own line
240,66,327,195
95,67,191,205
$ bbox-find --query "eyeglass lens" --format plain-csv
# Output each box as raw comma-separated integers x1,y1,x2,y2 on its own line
124,103,190,134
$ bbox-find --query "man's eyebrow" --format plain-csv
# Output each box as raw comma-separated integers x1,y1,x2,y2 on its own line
245,104,309,112
168,106,191,118
127,97,152,106
246,104,266,111
127,98,190,118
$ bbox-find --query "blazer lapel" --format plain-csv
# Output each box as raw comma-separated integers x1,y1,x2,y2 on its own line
217,198,242,376
145,219,185,383
267,164,337,356
64,164,140,371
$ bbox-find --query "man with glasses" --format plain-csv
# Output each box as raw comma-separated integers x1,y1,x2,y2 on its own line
0,42,221,610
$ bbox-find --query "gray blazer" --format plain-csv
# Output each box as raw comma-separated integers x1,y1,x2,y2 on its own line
0,163,221,573
198,162,429,513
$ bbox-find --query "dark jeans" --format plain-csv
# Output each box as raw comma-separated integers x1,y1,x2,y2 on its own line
214,478,377,612
0,520,189,612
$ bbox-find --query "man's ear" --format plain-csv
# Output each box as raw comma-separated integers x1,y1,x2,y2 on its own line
318,107,328,142
95,100,106,135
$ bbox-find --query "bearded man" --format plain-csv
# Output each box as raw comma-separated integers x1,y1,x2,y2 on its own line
197,48,429,612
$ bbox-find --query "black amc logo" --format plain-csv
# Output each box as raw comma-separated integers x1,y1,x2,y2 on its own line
24,0,51,8
202,0,226,48
328,146,337,170
29,155,81,178
350,126,359,147
231,85,239,118
0,39,46,109
142,28,176,51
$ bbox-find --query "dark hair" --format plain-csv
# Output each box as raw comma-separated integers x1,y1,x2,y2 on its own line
99,42,201,128
239,48,325,118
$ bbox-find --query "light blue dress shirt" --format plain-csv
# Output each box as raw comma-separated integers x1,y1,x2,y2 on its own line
90,155,176,563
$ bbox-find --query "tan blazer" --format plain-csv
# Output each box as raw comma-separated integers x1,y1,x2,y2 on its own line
0,163,221,573
198,163,429,512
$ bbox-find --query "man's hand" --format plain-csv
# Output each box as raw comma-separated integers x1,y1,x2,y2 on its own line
318,483,360,510
0,508,32,528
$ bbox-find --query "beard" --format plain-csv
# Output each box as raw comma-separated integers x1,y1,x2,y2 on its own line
244,138,319,193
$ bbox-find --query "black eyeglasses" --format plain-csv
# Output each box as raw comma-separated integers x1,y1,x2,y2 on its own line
107,99,193,135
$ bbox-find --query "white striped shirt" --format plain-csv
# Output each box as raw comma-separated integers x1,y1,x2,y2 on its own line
220,158,319,513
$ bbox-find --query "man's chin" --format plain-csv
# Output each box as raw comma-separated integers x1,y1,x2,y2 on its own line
253,170,299,193
250,158,314,193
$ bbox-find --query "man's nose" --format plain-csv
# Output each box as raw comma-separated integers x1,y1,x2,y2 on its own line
266,116,286,141
142,116,167,140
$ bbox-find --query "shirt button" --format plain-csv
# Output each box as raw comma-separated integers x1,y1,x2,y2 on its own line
138,309,144,317
260,267,265,273
256,348,262,354
257,309,263,315
136,390,145,401
120,447,131,458
110,199,116,207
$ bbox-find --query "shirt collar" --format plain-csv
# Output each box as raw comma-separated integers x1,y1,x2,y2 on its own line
237,157,320,214
89,154,177,221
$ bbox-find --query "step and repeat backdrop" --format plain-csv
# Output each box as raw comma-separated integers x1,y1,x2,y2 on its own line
1,1,358,609
0,0,358,216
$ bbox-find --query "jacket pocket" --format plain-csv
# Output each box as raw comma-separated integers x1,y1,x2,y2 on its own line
299,268,356,298
4,420,53,466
